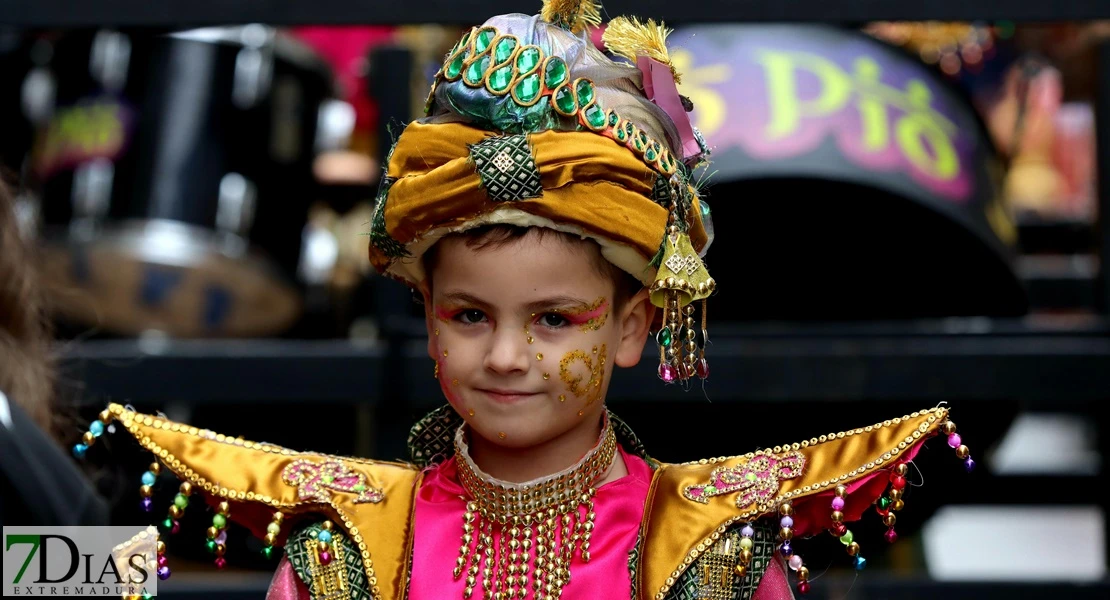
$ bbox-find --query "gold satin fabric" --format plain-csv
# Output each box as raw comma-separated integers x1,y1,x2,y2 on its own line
637,407,949,599
107,404,419,600
371,121,708,276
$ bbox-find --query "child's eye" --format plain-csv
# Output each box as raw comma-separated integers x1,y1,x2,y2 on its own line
456,309,488,325
538,313,569,328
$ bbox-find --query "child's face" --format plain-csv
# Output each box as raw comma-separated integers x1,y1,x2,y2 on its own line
424,231,653,450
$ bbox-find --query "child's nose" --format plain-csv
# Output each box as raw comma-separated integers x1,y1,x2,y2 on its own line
483,327,531,375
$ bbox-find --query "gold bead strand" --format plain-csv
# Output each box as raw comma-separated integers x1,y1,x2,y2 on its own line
165,481,192,535
208,501,231,569
481,519,495,599
506,517,523,598
520,515,534,596
734,523,755,578
262,511,282,559
696,299,710,379
943,420,975,471
533,517,548,600
777,502,812,595
456,502,477,579
881,463,908,544
683,303,696,380
582,489,596,562
493,521,510,599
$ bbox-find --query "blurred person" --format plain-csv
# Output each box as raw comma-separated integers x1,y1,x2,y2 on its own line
76,3,978,599
0,176,108,527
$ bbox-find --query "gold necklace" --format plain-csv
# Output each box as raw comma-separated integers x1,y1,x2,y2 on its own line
452,417,617,600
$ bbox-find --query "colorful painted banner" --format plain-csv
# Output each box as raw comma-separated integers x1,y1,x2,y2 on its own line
671,24,989,205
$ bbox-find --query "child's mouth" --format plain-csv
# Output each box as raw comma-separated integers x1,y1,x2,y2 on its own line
478,389,540,404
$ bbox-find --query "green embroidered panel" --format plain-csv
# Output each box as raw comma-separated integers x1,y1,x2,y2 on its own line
407,404,654,468
469,134,543,202
652,174,673,208
369,141,410,260
287,520,375,600
664,520,778,600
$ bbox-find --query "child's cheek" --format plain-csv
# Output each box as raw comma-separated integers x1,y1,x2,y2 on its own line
558,344,608,417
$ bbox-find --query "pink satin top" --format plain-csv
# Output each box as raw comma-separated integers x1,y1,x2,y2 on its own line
265,447,796,600
409,445,653,600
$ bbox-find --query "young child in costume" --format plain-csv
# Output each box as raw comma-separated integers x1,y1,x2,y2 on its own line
77,2,977,599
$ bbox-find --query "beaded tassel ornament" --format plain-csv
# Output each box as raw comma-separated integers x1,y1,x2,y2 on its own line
73,411,287,581
776,417,975,595
649,185,715,383
604,17,717,383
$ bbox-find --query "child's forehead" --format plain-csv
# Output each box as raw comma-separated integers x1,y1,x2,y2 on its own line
431,236,611,297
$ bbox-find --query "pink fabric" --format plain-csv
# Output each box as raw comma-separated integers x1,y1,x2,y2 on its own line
410,446,652,600
792,438,929,538
637,56,703,162
752,556,796,600
265,556,311,600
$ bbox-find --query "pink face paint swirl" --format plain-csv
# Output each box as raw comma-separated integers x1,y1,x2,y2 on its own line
561,297,609,332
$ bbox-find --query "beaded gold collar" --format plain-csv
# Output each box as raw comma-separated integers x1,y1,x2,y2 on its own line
451,418,618,599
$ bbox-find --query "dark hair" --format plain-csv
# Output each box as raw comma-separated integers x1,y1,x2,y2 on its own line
423,225,644,312
0,177,59,441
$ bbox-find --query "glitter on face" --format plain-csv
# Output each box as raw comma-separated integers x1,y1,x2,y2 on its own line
560,297,610,332
559,344,608,405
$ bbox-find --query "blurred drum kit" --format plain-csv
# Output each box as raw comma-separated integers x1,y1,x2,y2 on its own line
3,25,378,338
2,20,1037,335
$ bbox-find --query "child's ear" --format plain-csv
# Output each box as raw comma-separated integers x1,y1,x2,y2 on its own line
420,282,438,360
614,287,657,368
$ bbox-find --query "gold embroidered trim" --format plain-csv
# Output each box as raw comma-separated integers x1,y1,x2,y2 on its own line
652,407,947,599
106,403,387,599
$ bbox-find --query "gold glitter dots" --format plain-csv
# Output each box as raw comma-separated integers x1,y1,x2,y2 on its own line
559,345,607,404
468,409,475,416
563,296,610,332
498,432,506,439
543,373,550,380
559,394,566,402
443,349,449,357
536,353,543,361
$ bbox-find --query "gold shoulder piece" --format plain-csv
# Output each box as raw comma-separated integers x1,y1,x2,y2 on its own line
97,403,421,600
638,407,969,599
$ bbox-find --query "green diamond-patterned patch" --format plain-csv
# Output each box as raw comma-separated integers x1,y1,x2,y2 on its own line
469,134,543,202
651,174,672,208
407,405,463,468
665,520,776,600
408,405,655,470
286,520,375,600
369,176,410,259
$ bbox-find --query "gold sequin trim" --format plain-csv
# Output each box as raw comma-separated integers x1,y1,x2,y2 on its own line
104,403,393,596
656,407,946,597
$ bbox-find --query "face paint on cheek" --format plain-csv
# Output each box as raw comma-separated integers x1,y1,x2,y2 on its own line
560,297,610,332
433,305,458,324
559,344,607,408
525,313,535,345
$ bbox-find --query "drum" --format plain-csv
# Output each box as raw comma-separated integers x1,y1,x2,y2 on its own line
28,26,352,337
671,23,1028,320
